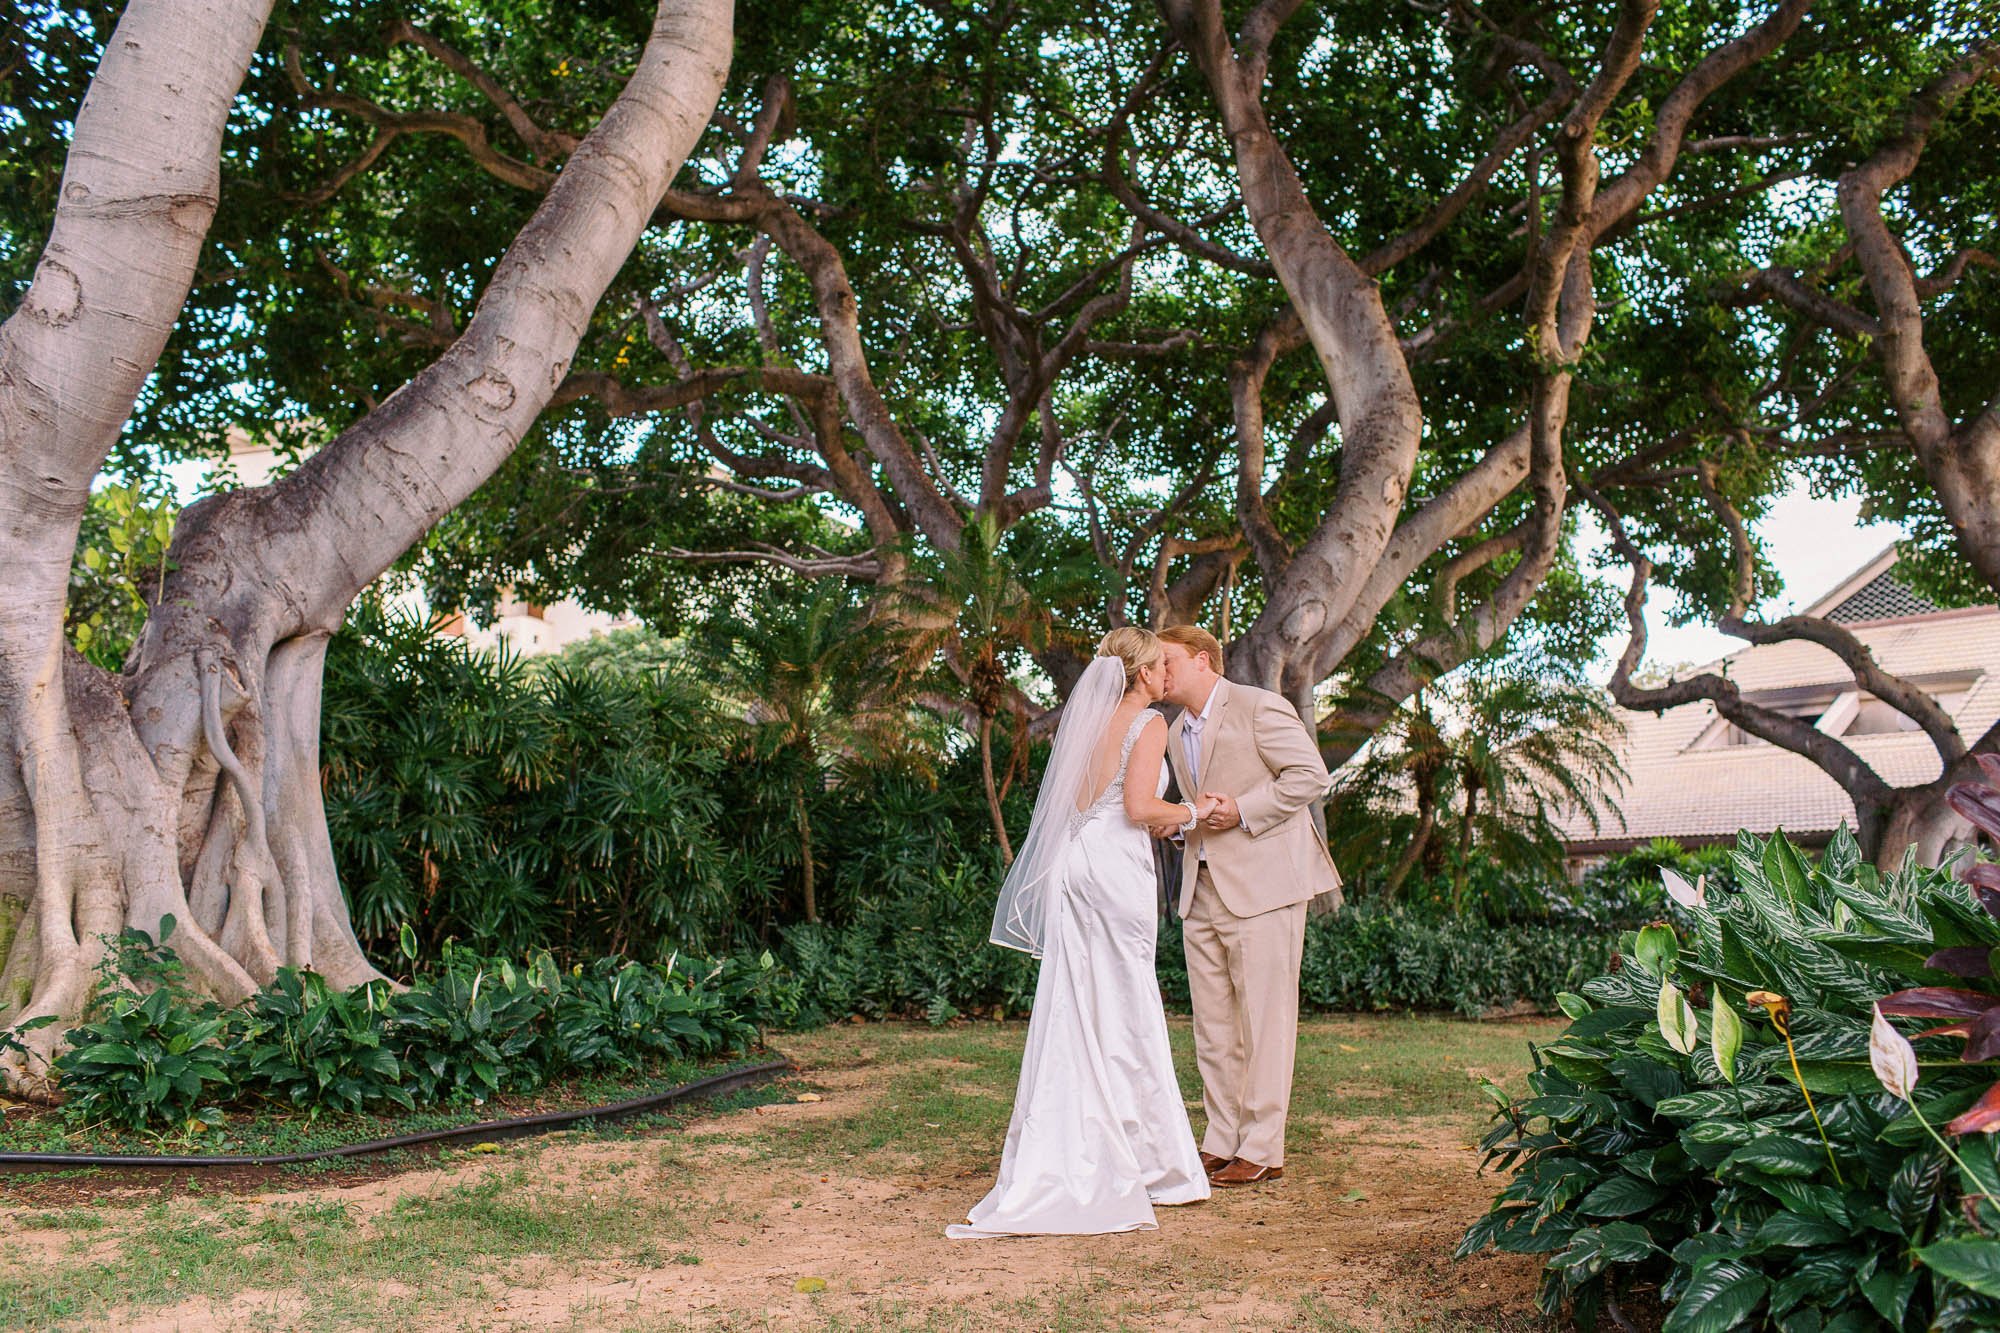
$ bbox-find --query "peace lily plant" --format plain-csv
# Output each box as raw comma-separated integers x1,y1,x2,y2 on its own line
1463,813,2000,1332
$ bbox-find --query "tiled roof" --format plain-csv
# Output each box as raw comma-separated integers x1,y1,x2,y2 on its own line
1825,569,1939,623
1558,607,2000,847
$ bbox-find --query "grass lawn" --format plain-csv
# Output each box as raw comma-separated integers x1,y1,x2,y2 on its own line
0,1014,1564,1332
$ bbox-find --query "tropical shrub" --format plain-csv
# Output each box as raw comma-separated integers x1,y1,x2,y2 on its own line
1329,668,1627,909
242,966,410,1115
1459,827,2000,1331
753,867,1041,1028
51,921,234,1134
321,604,775,960
53,925,768,1131
319,603,1021,963
1564,838,1741,931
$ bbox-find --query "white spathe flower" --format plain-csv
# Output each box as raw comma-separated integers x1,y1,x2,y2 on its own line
1663,868,1707,911
1658,981,1699,1056
1870,1003,1919,1102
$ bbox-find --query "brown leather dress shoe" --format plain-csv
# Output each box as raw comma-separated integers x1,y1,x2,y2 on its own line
1210,1158,1284,1187
1199,1152,1231,1176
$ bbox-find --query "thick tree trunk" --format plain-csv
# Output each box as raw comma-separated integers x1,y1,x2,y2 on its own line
1159,0,1423,702
0,0,279,1086
1868,783,1977,873
0,0,734,1094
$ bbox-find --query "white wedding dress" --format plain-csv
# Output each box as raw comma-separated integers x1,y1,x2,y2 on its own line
947,710,1210,1238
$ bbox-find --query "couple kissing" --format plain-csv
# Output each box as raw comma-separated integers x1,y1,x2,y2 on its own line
949,624,1342,1239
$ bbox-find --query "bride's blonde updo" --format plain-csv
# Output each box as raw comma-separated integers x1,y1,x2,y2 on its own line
1096,627,1163,693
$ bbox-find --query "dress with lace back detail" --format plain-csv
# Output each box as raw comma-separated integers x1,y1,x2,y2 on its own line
1068,710,1157,835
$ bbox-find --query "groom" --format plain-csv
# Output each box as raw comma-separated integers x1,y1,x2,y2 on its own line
1156,626,1341,1187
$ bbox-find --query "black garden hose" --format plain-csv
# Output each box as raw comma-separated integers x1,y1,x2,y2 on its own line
0,1056,792,1172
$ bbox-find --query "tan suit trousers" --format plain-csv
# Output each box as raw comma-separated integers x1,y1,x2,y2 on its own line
1182,863,1306,1168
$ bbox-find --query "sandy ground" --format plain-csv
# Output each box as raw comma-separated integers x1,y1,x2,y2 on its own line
6,1021,1564,1332
83,1061,1544,1331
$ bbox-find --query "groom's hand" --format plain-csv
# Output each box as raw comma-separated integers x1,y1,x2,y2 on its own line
1200,792,1241,832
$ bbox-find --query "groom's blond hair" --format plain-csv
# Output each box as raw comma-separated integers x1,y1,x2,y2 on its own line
1158,624,1225,676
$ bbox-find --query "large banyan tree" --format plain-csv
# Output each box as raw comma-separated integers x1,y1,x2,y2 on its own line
295,0,1971,740
4,0,1995,1071
0,0,733,1089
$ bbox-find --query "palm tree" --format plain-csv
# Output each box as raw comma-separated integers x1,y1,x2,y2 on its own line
894,513,1068,865
1333,667,1627,908
694,584,918,923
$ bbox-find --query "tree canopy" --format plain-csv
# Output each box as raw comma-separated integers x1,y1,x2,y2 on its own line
3,0,1998,1083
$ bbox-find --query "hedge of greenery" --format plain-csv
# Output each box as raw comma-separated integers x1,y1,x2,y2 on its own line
738,871,1608,1027
1461,827,2000,1332
23,920,769,1135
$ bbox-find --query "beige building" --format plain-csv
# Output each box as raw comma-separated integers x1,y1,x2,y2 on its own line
1560,548,2000,865
219,429,637,657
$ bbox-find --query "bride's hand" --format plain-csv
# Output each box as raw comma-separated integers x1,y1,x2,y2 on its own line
1191,793,1221,822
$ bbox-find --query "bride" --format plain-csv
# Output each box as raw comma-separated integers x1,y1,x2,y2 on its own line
947,628,1213,1239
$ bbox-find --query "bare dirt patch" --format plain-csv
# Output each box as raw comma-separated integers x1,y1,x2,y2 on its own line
8,1024,1557,1331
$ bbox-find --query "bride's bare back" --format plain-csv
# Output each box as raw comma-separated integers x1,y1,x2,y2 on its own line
1074,704,1148,811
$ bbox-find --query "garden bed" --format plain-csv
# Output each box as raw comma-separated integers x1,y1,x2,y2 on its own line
0,1052,792,1201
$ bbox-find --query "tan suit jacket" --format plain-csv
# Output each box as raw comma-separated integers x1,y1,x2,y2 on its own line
1167,679,1342,919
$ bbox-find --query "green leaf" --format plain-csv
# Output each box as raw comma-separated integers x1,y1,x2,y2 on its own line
1683,1119,1754,1146
1662,1260,1769,1333
1566,1005,1651,1041
68,1043,145,1066
1658,1085,1795,1119
1791,1060,1890,1096
1551,1221,1657,1276
1577,1175,1666,1218
1723,1135,1827,1179
1636,923,1680,976
1754,1211,1849,1248
1711,994,1744,1085
1917,1238,2000,1298
1860,1267,1919,1325
1763,835,1814,911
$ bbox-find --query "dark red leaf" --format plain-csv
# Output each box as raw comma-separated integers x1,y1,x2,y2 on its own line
1967,1009,2000,1063
1947,1080,2000,1135
1948,780,2000,841
1977,753,2000,787
1879,987,2000,1019
1917,1023,1974,1040
1927,947,1998,979
1962,864,2000,919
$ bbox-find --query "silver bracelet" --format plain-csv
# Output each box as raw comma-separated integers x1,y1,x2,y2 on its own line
1177,801,1199,832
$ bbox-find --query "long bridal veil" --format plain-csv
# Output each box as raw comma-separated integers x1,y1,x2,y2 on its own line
987,654,1127,956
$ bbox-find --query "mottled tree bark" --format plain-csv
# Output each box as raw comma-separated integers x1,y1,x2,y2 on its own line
1156,0,1811,732
0,0,734,1092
